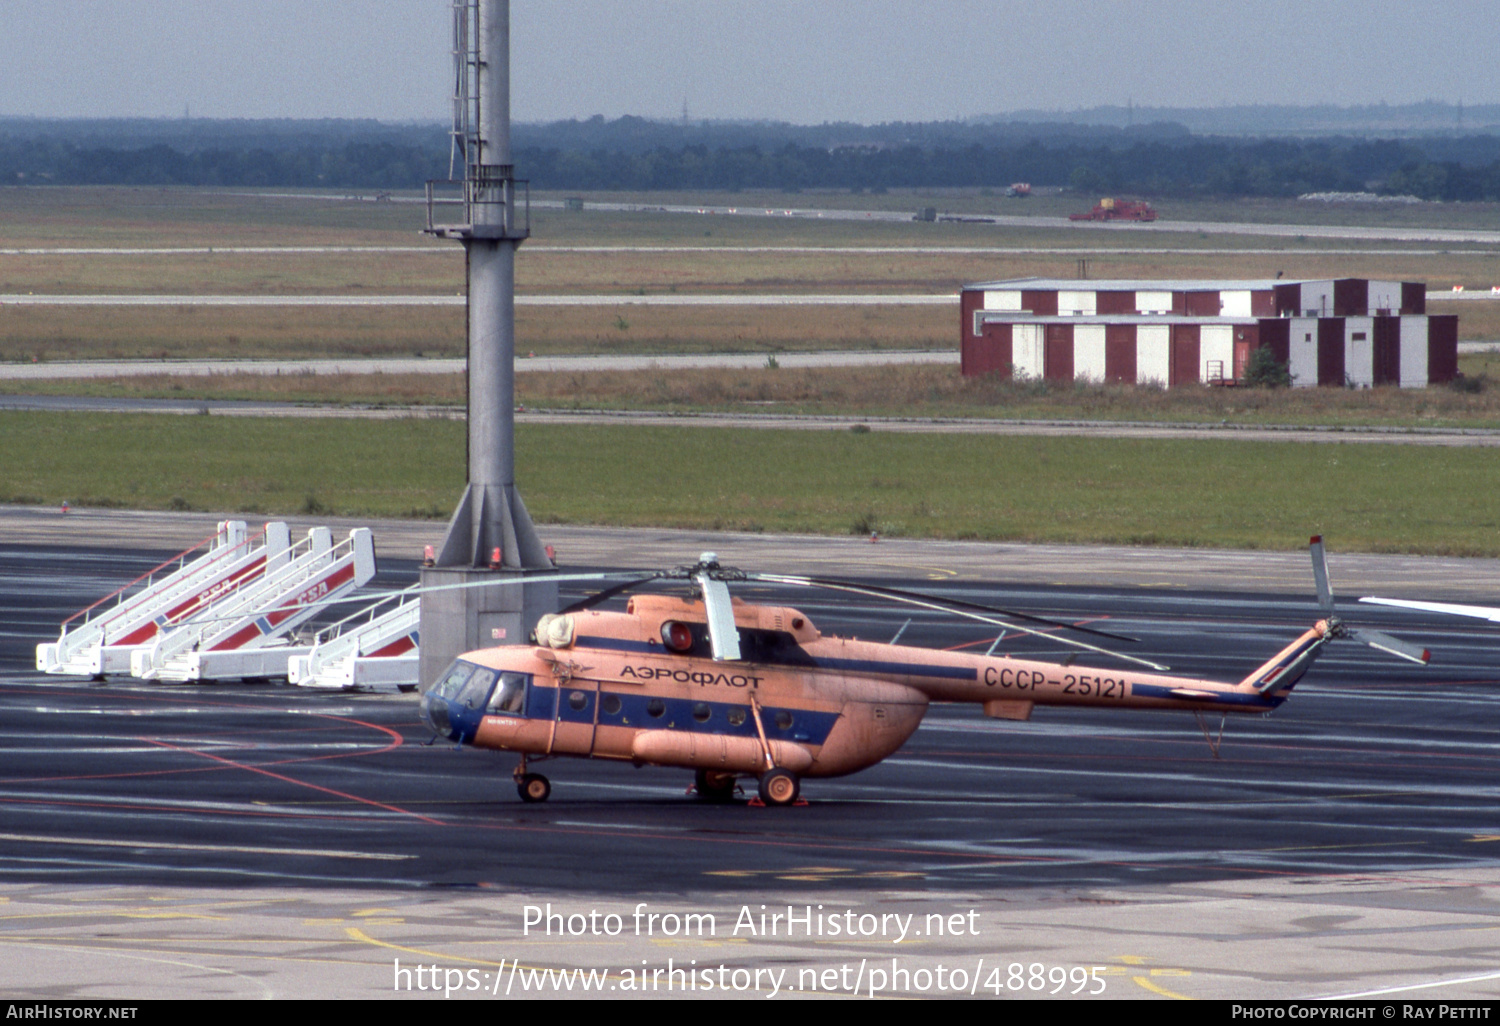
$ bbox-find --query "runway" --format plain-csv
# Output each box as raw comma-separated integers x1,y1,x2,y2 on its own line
2,515,1500,998
10,394,1500,447
0,292,955,307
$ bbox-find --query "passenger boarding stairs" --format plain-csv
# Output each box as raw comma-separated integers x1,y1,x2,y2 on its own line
288,588,420,691
131,527,377,682
36,521,291,677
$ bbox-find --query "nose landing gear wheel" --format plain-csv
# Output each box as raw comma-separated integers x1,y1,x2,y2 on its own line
694,769,738,803
517,773,551,803
757,768,800,806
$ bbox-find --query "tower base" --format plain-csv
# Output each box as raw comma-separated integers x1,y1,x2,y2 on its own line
417,566,558,690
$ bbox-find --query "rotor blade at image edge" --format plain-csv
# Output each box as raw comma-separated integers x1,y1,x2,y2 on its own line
1360,596,1500,624
1350,627,1431,665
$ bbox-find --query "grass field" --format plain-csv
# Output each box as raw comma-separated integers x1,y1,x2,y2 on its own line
7,187,1500,555
5,187,1500,365
4,412,1500,556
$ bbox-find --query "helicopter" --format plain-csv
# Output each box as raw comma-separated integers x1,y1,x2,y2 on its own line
418,538,1430,807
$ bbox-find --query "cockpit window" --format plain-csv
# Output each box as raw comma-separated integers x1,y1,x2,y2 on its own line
457,667,496,710
433,660,475,700
488,672,528,715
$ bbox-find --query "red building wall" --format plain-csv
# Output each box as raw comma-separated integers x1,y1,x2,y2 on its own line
1104,324,1136,383
1428,315,1458,383
1044,324,1074,381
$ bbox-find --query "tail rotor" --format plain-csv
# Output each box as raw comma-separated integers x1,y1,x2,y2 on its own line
1309,536,1430,665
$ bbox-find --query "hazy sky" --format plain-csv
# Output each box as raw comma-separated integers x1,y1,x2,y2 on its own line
2,1,1497,124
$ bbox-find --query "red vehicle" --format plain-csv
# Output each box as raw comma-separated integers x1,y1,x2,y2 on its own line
1069,197,1158,221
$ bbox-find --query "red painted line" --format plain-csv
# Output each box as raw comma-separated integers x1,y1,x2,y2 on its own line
143,737,447,827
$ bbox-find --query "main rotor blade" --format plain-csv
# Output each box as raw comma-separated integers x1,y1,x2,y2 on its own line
1348,626,1431,665
558,574,665,615
695,572,742,661
1309,535,1334,611
751,572,1169,671
761,574,1140,643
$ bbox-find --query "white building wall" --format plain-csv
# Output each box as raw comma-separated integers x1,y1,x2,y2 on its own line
1400,316,1429,387
1287,318,1318,388
983,290,1023,311
1136,325,1171,386
1200,325,1235,383
1073,324,1107,381
1345,317,1374,387
1012,324,1044,380
1136,291,1172,314
1299,281,1334,317
1219,291,1253,317
1057,290,1097,316
1370,281,1402,314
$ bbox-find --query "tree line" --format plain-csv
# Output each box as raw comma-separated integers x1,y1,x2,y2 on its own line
6,122,1500,201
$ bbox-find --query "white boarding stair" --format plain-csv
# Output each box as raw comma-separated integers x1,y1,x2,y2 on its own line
36,521,291,676
131,527,376,682
289,588,420,691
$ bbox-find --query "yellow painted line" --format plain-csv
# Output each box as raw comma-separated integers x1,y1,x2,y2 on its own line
117,912,229,921
1133,975,1192,1000
1119,955,1147,965
345,927,636,987
0,832,413,860
1467,835,1500,843
345,927,506,969
352,908,396,917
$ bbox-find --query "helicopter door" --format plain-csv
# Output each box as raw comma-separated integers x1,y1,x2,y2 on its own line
549,679,599,755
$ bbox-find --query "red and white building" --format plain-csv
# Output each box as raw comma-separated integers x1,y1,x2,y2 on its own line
959,277,1458,388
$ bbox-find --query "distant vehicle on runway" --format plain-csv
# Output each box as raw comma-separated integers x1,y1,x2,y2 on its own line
1069,197,1157,221
419,540,1427,806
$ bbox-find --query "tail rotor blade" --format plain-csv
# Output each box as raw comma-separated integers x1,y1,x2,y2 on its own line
1309,535,1334,611
1350,627,1431,665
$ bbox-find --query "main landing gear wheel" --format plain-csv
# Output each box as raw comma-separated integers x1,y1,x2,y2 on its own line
694,769,738,803
517,773,551,803
757,768,800,807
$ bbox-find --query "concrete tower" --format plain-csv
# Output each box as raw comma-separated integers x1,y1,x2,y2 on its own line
419,0,556,686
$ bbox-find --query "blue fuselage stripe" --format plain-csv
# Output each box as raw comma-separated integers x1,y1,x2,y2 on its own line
574,636,974,682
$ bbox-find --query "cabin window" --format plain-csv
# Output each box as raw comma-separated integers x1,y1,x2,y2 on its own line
487,672,527,716
727,708,746,727
647,698,666,718
692,702,712,723
774,711,794,730
568,690,588,711
601,693,622,716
